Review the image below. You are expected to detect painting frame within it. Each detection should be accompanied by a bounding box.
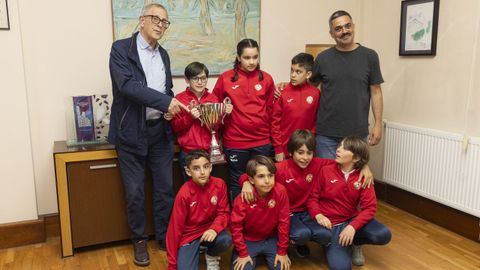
[0,0,10,30]
[111,0,261,76]
[399,0,440,56]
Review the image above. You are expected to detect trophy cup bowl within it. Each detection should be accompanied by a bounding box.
[197,99,230,164]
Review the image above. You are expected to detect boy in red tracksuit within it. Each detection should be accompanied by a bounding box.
[307,136,391,270]
[271,53,320,162]
[168,62,232,181]
[230,156,291,270]
[166,150,231,270]
[240,130,373,258]
[213,39,275,201]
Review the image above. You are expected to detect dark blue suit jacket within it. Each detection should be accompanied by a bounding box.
[108,32,174,155]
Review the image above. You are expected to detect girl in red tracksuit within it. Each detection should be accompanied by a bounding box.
[271,53,320,162]
[307,136,391,270]
[213,39,275,201]
[169,62,232,181]
[230,156,291,270]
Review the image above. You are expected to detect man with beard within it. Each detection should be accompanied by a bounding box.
[310,10,384,161]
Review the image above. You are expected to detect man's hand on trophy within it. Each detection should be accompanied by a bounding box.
[190,107,201,119]
[167,98,184,115]
[225,104,233,114]
[164,113,174,121]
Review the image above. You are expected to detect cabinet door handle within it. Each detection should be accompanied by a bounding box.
[89,164,117,170]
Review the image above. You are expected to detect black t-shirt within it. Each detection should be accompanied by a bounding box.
[311,45,384,138]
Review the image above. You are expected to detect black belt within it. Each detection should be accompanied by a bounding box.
[146,118,163,127]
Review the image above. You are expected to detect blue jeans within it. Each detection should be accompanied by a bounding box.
[177,230,232,270]
[325,219,391,270]
[224,143,273,201]
[289,211,331,246]
[231,236,280,270]
[315,135,343,159]
[116,119,174,241]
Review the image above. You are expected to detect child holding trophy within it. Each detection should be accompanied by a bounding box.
[213,39,276,201]
[168,62,233,181]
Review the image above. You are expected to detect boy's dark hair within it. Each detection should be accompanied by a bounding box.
[341,136,369,169]
[231,38,264,82]
[184,61,209,80]
[185,149,211,168]
[329,10,353,29]
[291,53,314,72]
[246,155,276,177]
[287,129,316,155]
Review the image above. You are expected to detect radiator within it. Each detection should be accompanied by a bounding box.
[383,122,480,217]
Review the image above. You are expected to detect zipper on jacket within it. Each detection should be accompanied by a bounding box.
[119,105,130,130]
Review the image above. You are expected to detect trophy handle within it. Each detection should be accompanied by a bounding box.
[221,97,232,124]
[189,99,204,126]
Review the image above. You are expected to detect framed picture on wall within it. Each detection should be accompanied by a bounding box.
[0,0,10,30]
[399,0,440,56]
[111,0,260,76]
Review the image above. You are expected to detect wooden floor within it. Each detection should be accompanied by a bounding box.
[0,202,479,270]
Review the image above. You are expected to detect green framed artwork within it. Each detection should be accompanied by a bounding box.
[111,0,260,76]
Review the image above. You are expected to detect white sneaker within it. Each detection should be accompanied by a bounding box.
[205,254,221,270]
[351,245,365,266]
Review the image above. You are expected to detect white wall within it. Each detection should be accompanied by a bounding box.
[0,0,37,223]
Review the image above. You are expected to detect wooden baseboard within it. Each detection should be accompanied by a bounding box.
[374,180,480,242]
[0,218,45,249]
[43,214,60,238]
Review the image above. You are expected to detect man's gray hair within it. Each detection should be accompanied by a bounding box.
[142,3,167,16]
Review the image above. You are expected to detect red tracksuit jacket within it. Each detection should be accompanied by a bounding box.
[230,183,290,257]
[166,177,230,270]
[271,82,320,155]
[239,158,335,213]
[213,67,275,149]
[307,164,377,230]
[170,88,220,152]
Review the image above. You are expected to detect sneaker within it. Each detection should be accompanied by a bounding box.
[205,254,221,270]
[295,245,310,258]
[133,240,150,266]
[351,245,365,266]
[157,239,167,251]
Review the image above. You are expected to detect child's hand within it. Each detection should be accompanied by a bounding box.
[315,214,332,229]
[274,254,291,270]
[274,82,287,99]
[225,104,233,114]
[190,107,201,119]
[200,229,217,242]
[339,225,356,246]
[233,255,253,270]
[241,181,255,203]
[360,164,374,188]
[164,112,174,121]
[275,153,285,162]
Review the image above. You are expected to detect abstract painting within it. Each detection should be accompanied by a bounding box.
[112,0,260,75]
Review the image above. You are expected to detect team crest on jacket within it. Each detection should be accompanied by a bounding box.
[268,199,276,208]
[354,181,361,190]
[254,84,262,91]
[306,174,313,182]
[210,195,218,205]
[306,96,313,104]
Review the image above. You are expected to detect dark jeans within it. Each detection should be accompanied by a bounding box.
[289,211,331,246]
[231,236,280,270]
[325,219,391,270]
[177,230,232,270]
[116,119,174,242]
[224,143,273,201]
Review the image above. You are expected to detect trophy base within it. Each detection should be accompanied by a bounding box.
[210,154,227,165]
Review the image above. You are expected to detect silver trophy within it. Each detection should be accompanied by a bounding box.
[192,98,231,164]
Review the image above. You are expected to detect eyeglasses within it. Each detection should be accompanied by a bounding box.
[333,23,353,33]
[143,15,171,28]
[191,76,208,83]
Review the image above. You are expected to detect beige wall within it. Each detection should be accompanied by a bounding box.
[3,0,478,221]
[360,0,480,177]
[0,0,37,223]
